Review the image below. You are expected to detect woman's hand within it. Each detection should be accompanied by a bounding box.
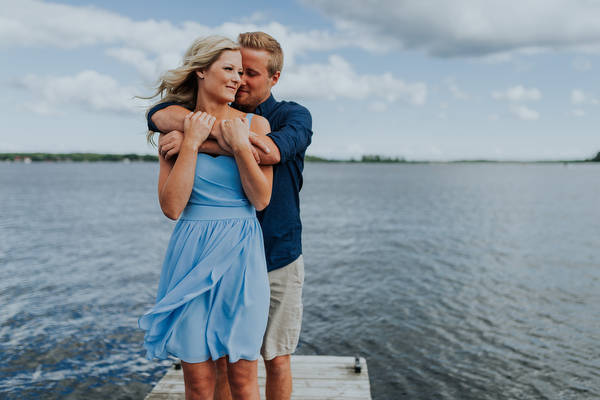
[221,117,251,154]
[183,111,216,151]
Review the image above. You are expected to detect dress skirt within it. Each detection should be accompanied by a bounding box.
[139,204,270,363]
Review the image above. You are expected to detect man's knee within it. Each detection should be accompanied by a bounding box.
[264,354,291,377]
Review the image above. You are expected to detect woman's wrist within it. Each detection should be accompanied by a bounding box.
[230,140,252,155]
[181,138,203,153]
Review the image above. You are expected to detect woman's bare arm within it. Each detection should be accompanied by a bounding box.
[158,112,215,219]
[221,116,273,211]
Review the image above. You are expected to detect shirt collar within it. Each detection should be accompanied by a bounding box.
[254,94,276,116]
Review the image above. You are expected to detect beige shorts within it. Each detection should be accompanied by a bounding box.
[261,255,304,361]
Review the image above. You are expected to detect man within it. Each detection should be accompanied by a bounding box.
[147,32,312,400]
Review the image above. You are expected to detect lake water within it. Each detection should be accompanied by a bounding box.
[1,162,599,399]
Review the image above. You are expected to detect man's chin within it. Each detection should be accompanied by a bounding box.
[234,95,252,107]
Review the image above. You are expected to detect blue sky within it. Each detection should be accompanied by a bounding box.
[1,0,599,161]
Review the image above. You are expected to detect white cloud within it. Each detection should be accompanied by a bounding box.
[274,55,427,105]
[492,86,541,102]
[572,57,593,71]
[491,85,541,120]
[448,83,470,100]
[9,71,145,116]
[509,104,539,120]
[301,0,600,57]
[105,47,181,82]
[571,89,599,105]
[368,102,388,112]
[570,109,586,117]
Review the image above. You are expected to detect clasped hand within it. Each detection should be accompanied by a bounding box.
[183,111,216,150]
[221,117,251,154]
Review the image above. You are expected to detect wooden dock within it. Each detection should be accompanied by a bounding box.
[144,355,372,400]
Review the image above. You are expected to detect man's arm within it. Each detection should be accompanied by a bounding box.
[159,132,230,160]
[150,104,188,133]
[149,102,269,161]
[249,133,280,165]
[259,105,312,166]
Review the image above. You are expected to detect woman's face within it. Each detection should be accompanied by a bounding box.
[199,50,243,103]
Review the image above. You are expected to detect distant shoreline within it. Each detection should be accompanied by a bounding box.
[1,152,599,164]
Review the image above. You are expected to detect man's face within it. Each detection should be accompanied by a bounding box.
[235,47,280,112]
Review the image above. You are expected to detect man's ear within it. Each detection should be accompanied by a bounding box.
[269,71,281,88]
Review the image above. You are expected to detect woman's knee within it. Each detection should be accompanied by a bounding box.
[227,359,258,390]
[181,360,215,399]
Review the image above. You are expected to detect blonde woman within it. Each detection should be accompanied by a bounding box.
[139,36,272,400]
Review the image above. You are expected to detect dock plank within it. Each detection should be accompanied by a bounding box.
[144,355,371,400]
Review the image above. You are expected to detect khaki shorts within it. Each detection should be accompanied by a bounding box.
[261,255,304,360]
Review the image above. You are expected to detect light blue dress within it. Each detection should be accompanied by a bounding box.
[139,114,270,363]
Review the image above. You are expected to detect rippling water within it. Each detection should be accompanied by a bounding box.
[1,162,599,399]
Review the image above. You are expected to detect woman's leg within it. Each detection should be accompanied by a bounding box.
[227,358,260,400]
[181,359,216,400]
[214,356,233,400]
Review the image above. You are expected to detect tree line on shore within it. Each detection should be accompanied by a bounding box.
[1,151,599,163]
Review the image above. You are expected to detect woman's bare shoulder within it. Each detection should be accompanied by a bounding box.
[248,114,270,135]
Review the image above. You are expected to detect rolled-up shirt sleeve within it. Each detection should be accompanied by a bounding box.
[267,105,313,164]
[146,102,180,132]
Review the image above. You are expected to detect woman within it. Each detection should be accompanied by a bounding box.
[139,36,272,400]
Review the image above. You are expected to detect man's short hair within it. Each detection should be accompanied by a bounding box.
[237,32,283,77]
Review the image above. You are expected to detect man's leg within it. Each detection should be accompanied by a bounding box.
[264,354,292,400]
[261,256,305,400]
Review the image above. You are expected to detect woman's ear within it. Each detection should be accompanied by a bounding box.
[196,70,205,79]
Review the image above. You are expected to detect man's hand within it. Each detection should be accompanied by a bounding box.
[158,130,184,161]
[249,132,270,155]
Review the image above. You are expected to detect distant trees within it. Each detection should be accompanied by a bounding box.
[0,153,158,162]
[360,155,405,163]
[2,151,598,163]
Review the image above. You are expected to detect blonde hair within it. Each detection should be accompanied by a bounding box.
[143,35,239,145]
[237,32,283,77]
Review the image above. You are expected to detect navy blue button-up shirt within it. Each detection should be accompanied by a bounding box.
[147,94,313,272]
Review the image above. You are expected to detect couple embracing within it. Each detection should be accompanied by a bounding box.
[138,31,312,400]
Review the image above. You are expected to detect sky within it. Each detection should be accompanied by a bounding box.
[1,0,599,161]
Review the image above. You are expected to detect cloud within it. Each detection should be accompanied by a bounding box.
[571,89,599,105]
[447,82,470,100]
[509,104,539,120]
[572,57,593,71]
[9,70,145,116]
[301,0,600,58]
[275,55,427,105]
[368,102,388,112]
[491,85,541,120]
[492,86,541,102]
[0,0,361,70]
[1,1,432,108]
[105,47,181,82]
